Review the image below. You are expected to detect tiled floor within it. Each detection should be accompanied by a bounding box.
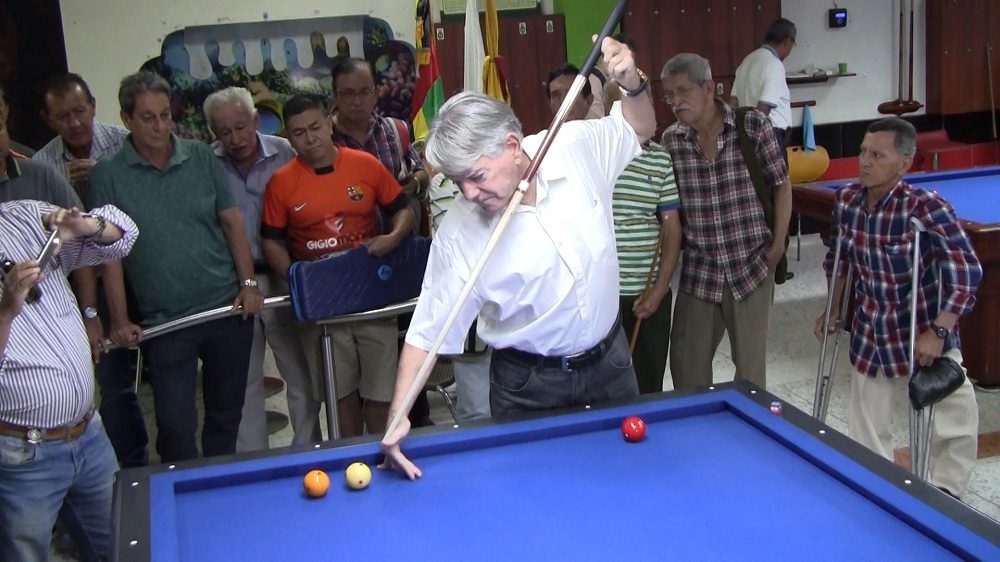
[52,234,1000,560]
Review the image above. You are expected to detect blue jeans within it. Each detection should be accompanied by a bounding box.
[490,326,639,417]
[0,414,118,562]
[141,315,253,462]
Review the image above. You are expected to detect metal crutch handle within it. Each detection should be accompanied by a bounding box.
[820,268,852,420]
[907,216,934,480]
[813,225,847,421]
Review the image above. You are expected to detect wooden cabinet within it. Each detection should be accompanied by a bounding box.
[434,14,566,135]
[621,0,780,132]
[927,0,998,115]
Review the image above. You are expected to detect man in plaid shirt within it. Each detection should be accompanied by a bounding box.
[659,53,791,390]
[815,117,980,497]
[330,58,429,235]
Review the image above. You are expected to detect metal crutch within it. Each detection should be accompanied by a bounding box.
[813,226,852,421]
[907,217,938,481]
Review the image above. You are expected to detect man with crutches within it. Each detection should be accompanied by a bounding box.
[814,117,981,498]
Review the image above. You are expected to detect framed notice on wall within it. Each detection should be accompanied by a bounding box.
[441,0,537,14]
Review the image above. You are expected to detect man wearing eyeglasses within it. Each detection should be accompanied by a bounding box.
[659,53,791,392]
[330,57,428,234]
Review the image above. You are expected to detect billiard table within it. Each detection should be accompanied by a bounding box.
[793,165,1000,385]
[110,382,1000,561]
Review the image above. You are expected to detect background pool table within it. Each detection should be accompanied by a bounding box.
[793,165,1000,386]
[111,382,1000,561]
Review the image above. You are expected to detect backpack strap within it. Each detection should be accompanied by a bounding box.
[389,117,411,178]
[735,106,788,284]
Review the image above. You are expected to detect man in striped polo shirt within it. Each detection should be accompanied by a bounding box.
[547,59,681,395]
[613,142,681,394]
[610,36,682,395]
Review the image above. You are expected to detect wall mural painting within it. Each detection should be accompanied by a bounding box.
[141,15,417,142]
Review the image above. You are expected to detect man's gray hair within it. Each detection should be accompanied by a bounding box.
[424,92,523,178]
[866,117,917,156]
[118,71,171,116]
[660,53,713,85]
[203,86,257,125]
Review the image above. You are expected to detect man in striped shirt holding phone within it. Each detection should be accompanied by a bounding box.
[0,201,138,561]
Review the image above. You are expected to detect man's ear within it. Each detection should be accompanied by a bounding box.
[900,153,914,174]
[504,133,524,157]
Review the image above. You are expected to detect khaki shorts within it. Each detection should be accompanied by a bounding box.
[300,317,399,403]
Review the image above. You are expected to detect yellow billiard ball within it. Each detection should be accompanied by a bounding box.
[345,462,372,490]
[303,469,330,498]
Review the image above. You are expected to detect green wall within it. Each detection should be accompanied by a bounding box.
[553,0,618,66]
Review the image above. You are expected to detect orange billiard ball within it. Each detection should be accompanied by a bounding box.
[303,469,330,498]
[345,462,372,490]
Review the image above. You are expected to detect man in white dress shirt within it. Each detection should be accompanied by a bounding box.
[731,18,796,149]
[381,36,656,479]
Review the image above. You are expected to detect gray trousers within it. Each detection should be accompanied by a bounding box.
[237,273,322,451]
[669,279,774,391]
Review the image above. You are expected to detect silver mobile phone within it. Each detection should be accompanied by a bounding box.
[36,229,61,271]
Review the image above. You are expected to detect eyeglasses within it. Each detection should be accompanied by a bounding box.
[335,87,376,101]
[661,85,701,105]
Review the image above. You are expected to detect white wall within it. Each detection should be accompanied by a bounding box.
[62,0,918,126]
[781,0,925,126]
[60,0,414,123]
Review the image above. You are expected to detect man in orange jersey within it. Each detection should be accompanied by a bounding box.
[261,94,414,438]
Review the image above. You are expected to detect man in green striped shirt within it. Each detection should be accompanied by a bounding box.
[612,141,681,394]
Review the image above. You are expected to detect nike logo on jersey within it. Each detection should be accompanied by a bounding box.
[293,202,308,212]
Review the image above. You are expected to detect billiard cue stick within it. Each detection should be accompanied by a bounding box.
[628,220,664,354]
[383,0,631,440]
[988,42,997,140]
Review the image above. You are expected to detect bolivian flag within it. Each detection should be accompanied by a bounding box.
[412,0,444,141]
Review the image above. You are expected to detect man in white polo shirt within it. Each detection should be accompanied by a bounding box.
[731,18,796,149]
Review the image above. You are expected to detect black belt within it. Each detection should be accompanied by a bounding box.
[496,316,621,372]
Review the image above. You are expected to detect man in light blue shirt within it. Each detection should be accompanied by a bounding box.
[205,87,321,449]
[31,73,147,467]
[33,73,128,196]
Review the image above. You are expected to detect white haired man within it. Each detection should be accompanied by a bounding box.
[381,36,656,478]
[204,86,322,450]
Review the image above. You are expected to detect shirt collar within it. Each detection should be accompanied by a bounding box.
[861,179,908,210]
[56,121,116,161]
[211,132,276,163]
[762,44,780,59]
[0,155,23,182]
[668,99,735,142]
[122,133,189,169]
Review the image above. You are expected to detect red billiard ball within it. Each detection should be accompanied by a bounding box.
[621,416,646,442]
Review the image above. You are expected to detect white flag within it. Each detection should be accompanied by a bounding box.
[464,0,485,93]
